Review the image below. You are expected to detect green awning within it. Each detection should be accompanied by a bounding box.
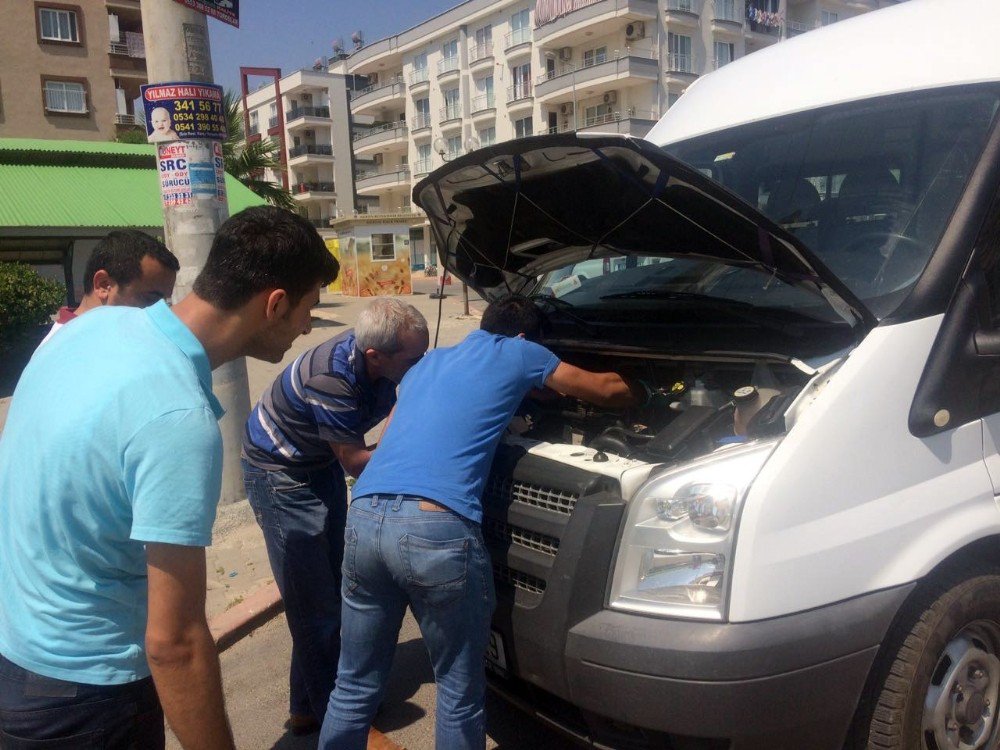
[0,138,265,230]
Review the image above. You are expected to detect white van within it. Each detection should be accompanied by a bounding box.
[413,1,1000,747]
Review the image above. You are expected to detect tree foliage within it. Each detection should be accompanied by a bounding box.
[222,90,296,210]
[0,263,64,351]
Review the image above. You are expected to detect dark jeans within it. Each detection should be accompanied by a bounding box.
[0,654,163,748]
[242,458,348,723]
[320,495,496,750]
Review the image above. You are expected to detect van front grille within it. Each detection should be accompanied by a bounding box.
[484,517,560,556]
[484,475,580,515]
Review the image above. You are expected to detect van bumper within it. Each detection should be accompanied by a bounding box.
[487,583,914,750]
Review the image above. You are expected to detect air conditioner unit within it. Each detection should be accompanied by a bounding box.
[625,21,646,41]
[302,92,313,101]
[372,153,383,165]
[559,102,574,116]
[558,47,573,62]
[603,90,618,105]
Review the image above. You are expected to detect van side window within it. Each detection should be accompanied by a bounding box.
[976,191,1000,328]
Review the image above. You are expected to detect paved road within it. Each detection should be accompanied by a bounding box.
[172,612,579,750]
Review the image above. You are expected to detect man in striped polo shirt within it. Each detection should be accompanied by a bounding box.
[240,298,428,734]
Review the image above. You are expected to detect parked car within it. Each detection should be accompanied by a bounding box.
[413,1,1000,748]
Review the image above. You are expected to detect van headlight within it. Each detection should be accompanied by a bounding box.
[609,441,776,620]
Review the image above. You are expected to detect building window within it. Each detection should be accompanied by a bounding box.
[667,33,692,73]
[38,5,79,43]
[371,233,396,261]
[249,110,259,134]
[446,135,462,160]
[442,39,458,60]
[42,79,87,114]
[820,10,839,25]
[514,116,533,138]
[583,47,607,68]
[714,41,734,68]
[478,126,496,147]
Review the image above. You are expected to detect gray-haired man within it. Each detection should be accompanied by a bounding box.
[241,298,429,734]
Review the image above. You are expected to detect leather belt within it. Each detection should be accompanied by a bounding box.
[418,499,449,512]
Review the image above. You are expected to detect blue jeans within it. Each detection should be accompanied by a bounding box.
[319,494,495,750]
[0,654,163,748]
[242,458,348,723]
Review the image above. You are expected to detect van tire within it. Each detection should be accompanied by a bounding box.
[857,563,1000,749]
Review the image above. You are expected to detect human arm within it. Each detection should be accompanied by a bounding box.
[545,362,642,408]
[146,544,235,750]
[329,440,373,479]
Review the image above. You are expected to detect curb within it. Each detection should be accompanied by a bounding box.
[209,582,284,653]
[208,583,406,750]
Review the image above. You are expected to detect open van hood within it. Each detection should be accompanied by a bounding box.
[412,134,876,332]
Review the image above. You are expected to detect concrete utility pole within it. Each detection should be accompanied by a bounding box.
[141,1,251,505]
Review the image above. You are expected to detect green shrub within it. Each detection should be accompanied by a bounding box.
[0,262,65,351]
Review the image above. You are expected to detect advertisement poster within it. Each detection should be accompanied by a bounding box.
[140,82,227,143]
[171,0,239,27]
[340,238,359,297]
[324,238,342,293]
[356,234,412,297]
[157,142,192,207]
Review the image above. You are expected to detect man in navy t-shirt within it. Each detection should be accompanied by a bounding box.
[320,297,640,750]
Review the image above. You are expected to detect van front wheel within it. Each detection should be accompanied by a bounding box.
[862,566,1000,750]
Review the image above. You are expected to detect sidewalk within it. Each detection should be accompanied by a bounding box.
[205,281,482,623]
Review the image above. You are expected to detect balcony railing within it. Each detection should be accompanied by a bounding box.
[470,94,496,113]
[114,113,140,126]
[713,56,735,69]
[248,123,260,135]
[294,182,336,194]
[108,37,144,57]
[353,121,408,142]
[666,0,698,11]
[439,104,462,122]
[549,107,658,133]
[535,47,657,84]
[437,57,460,75]
[412,159,433,175]
[786,19,813,36]
[470,42,493,62]
[504,28,531,49]
[665,52,693,73]
[287,106,331,120]
[410,68,429,85]
[410,113,431,130]
[356,166,411,182]
[356,76,405,97]
[713,0,741,22]
[507,82,532,103]
[289,144,333,158]
[268,116,279,128]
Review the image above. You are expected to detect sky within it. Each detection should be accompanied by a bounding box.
[208,0,461,94]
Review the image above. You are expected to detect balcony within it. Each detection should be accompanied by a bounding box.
[409,68,430,88]
[412,158,433,176]
[437,57,461,81]
[410,114,432,132]
[293,182,336,200]
[350,77,405,115]
[355,166,412,196]
[353,122,409,156]
[268,116,279,129]
[534,50,659,102]
[785,19,815,37]
[534,0,657,46]
[504,28,532,53]
[288,144,334,163]
[577,107,659,136]
[745,5,783,37]
[439,104,462,123]
[507,82,533,105]
[664,0,701,27]
[108,40,144,58]
[107,35,146,76]
[470,42,494,67]
[470,94,496,116]
[287,106,331,121]
[665,52,695,75]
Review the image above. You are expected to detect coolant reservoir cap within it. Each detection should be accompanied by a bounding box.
[733,385,759,403]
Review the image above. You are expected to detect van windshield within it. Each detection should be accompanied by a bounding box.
[658,84,1000,318]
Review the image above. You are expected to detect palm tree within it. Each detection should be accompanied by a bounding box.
[222,90,296,209]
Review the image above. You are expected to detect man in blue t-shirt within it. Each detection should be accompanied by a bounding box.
[241,298,428,734]
[0,207,339,750]
[320,297,641,750]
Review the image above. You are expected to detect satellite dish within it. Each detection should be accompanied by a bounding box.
[351,30,364,48]
[332,38,344,53]
[313,57,324,69]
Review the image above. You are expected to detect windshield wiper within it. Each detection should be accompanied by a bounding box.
[600,289,753,307]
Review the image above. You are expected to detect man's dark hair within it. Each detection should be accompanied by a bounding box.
[193,206,339,310]
[83,231,179,294]
[481,296,546,341]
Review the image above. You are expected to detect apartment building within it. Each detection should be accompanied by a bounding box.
[333,0,898,222]
[239,66,359,233]
[0,0,148,141]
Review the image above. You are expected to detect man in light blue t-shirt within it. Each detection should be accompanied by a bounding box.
[0,207,339,749]
[320,297,641,750]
